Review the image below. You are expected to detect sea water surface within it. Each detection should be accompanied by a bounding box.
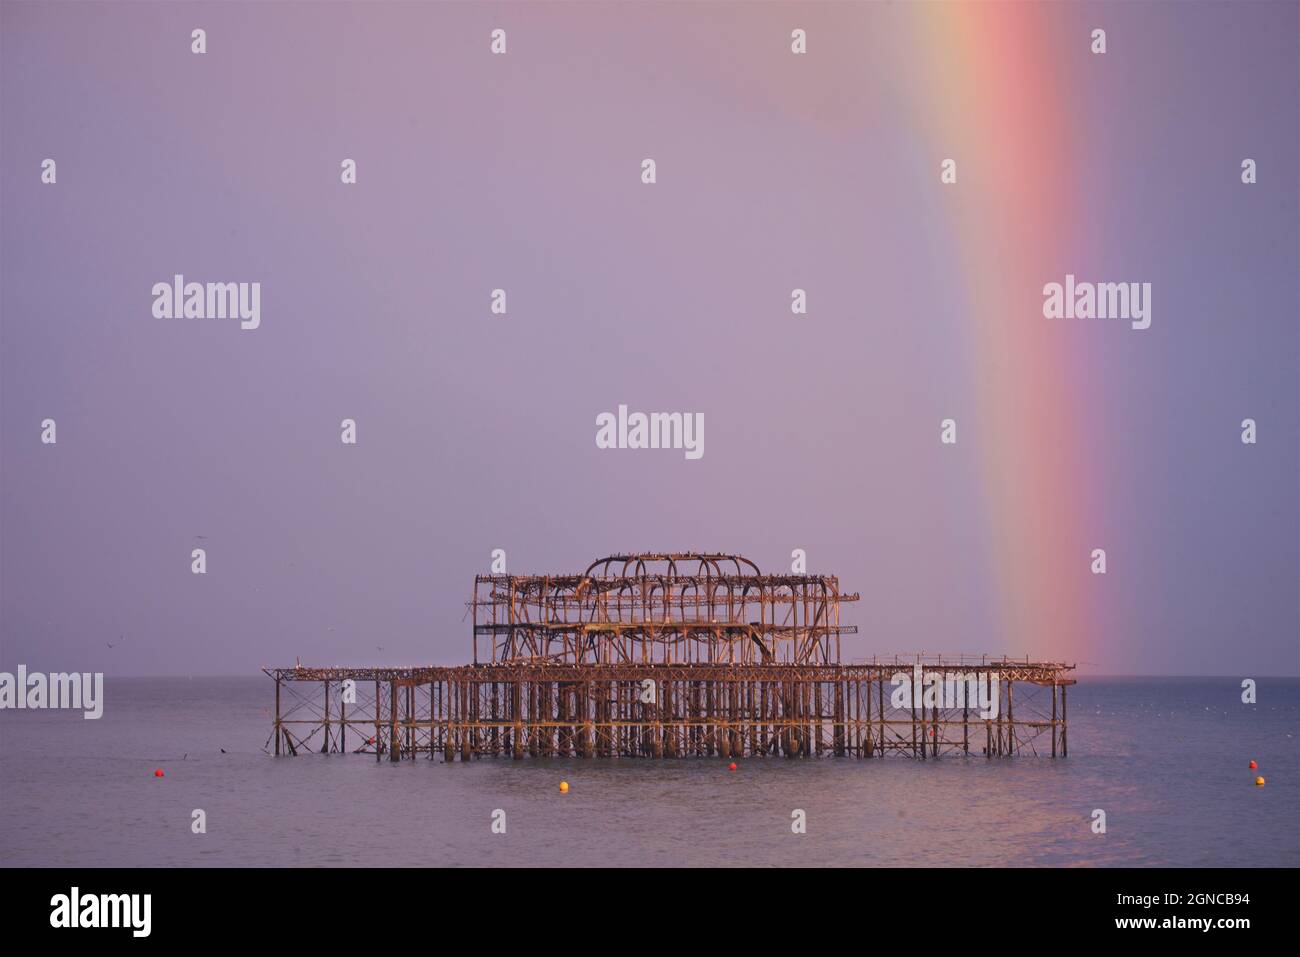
[1,676,1296,867]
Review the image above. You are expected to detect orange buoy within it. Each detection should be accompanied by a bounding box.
[1255,776,1265,786]
[1249,760,1257,770]
[728,762,737,771]
[559,781,569,793]
[153,768,164,778]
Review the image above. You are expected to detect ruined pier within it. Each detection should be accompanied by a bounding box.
[266,553,1075,760]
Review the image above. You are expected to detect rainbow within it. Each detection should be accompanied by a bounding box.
[911,4,1098,662]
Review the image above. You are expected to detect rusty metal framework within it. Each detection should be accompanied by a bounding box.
[471,552,857,665]
[266,553,1076,761]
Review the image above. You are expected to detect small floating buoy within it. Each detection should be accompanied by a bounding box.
[368,737,375,745]
[1249,760,1257,769]
[1255,776,1265,786]
[728,762,737,771]
[559,781,569,793]
[153,768,164,778]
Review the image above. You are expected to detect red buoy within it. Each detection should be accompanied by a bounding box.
[728,762,737,771]
[1249,760,1258,770]
[154,768,164,778]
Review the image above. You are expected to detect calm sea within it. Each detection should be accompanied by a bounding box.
[1,676,1296,867]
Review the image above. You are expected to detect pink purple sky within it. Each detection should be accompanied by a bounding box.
[1,1,1296,676]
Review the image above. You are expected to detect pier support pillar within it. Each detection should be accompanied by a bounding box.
[389,683,400,762]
